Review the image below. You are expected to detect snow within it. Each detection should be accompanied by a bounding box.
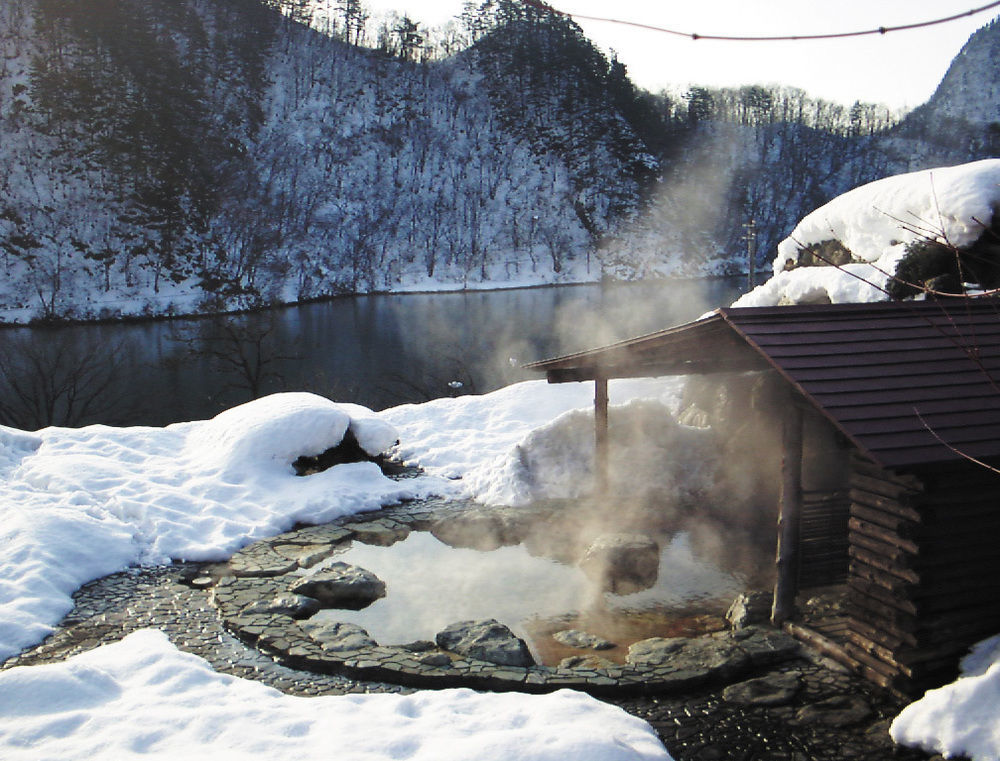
[734,159,1000,307]
[0,382,687,761]
[891,634,1000,760]
[382,377,685,505]
[0,629,670,761]
[0,393,438,662]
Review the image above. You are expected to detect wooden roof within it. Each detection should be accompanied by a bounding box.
[525,299,1000,470]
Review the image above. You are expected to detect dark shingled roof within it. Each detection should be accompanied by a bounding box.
[526,298,1000,470]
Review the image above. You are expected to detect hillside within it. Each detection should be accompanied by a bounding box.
[0,0,654,321]
[0,1,998,322]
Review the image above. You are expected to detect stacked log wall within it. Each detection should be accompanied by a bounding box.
[845,456,1000,694]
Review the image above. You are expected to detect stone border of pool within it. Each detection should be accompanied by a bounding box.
[209,500,803,697]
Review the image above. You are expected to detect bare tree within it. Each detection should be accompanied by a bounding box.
[0,329,131,429]
[171,313,298,403]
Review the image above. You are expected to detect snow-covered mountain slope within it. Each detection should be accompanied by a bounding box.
[0,0,653,321]
[1,1,998,322]
[922,17,1000,128]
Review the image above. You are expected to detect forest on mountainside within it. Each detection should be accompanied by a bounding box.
[0,0,997,322]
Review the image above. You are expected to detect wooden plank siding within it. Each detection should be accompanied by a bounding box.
[845,456,1000,694]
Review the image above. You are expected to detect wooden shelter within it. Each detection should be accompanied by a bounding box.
[526,298,1000,694]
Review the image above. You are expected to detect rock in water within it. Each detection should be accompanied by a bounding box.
[552,629,616,650]
[435,619,535,667]
[289,562,386,609]
[579,534,660,594]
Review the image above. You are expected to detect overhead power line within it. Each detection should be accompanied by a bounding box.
[520,0,1000,42]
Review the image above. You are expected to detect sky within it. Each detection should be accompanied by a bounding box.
[362,0,1000,110]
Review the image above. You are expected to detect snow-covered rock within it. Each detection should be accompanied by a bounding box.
[734,159,1000,307]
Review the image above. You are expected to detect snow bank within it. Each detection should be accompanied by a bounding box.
[0,393,440,661]
[382,377,685,505]
[496,398,718,504]
[0,629,672,761]
[891,634,1000,760]
[735,159,1000,307]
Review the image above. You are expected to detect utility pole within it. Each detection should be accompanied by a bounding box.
[742,218,758,290]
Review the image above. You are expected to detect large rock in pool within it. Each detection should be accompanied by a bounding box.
[579,533,660,594]
[435,619,535,667]
[289,562,386,610]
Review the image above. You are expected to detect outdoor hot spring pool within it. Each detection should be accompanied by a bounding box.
[281,500,776,666]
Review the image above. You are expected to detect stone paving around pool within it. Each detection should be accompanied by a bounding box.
[212,499,802,696]
[1,496,960,761]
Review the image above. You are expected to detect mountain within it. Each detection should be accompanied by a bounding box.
[920,17,1000,128]
[892,17,1000,159]
[0,1,998,323]
[0,0,655,321]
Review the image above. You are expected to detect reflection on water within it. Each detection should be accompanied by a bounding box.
[309,525,750,665]
[0,278,745,427]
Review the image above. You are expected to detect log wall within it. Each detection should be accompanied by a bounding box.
[844,455,1000,694]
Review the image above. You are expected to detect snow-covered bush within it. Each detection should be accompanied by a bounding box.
[735,159,1000,306]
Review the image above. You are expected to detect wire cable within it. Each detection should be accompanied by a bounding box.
[520,0,1000,42]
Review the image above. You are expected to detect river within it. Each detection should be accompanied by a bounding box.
[0,278,745,428]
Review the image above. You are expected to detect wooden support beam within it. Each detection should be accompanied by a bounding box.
[594,372,609,496]
[772,403,804,626]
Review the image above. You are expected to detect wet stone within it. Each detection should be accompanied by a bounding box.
[289,563,386,610]
[628,636,752,683]
[418,652,451,667]
[400,640,437,653]
[553,629,616,650]
[726,591,773,629]
[435,619,535,668]
[722,672,802,706]
[241,594,320,619]
[559,654,617,671]
[300,621,378,653]
[793,694,873,727]
[728,626,802,667]
[229,552,298,578]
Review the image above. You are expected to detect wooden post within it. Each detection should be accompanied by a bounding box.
[594,372,609,496]
[772,403,804,626]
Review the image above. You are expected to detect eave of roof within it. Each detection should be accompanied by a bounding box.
[525,299,1000,471]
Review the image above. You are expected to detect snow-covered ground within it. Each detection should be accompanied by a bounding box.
[891,634,1000,760]
[0,381,682,761]
[0,629,668,761]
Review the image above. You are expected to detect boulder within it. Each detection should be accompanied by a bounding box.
[579,533,660,594]
[722,672,802,706]
[289,563,386,610]
[626,636,751,681]
[552,629,616,651]
[300,620,378,652]
[435,619,535,667]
